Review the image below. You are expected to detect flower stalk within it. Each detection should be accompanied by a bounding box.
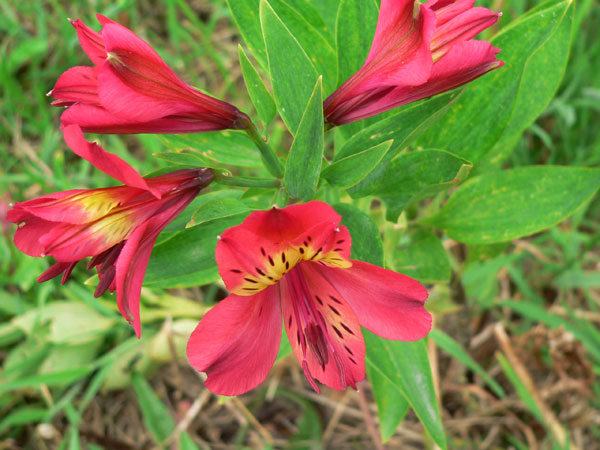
[243,119,284,178]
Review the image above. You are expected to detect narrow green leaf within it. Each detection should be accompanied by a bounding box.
[418,0,574,169]
[427,166,600,244]
[429,329,506,397]
[267,0,337,93]
[227,0,268,68]
[260,0,319,134]
[152,150,219,169]
[335,0,378,85]
[0,368,91,394]
[322,140,392,189]
[0,407,49,431]
[285,77,324,200]
[366,359,410,442]
[145,214,248,288]
[393,228,451,283]
[311,0,341,32]
[132,373,175,444]
[333,203,383,266]
[364,333,447,450]
[159,131,262,168]
[496,353,544,422]
[335,94,458,197]
[180,432,201,450]
[238,45,276,125]
[372,149,472,222]
[188,197,254,228]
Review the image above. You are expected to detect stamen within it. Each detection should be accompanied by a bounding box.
[61,261,78,285]
[94,265,116,298]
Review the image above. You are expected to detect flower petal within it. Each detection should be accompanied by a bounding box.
[344,40,502,122]
[62,124,160,197]
[69,18,107,67]
[317,261,431,341]
[61,104,226,134]
[216,202,349,295]
[187,286,282,396]
[363,0,436,88]
[281,263,366,391]
[51,66,99,107]
[114,189,198,336]
[426,0,475,26]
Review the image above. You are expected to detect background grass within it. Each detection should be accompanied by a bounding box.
[1,0,599,449]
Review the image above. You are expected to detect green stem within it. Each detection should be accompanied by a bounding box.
[214,172,281,189]
[244,120,284,178]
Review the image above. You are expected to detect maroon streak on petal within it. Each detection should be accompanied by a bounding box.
[187,286,282,396]
[317,260,431,341]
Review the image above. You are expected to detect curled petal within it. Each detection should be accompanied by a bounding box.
[187,286,282,396]
[426,0,475,26]
[51,66,99,107]
[115,189,198,337]
[63,125,159,197]
[318,261,431,341]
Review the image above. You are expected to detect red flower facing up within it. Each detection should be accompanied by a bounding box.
[8,125,214,337]
[324,0,503,125]
[187,201,431,395]
[50,15,249,134]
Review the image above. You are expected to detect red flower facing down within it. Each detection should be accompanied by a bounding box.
[187,202,431,395]
[8,125,214,336]
[50,15,249,134]
[324,0,503,125]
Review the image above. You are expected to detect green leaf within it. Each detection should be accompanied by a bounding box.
[238,45,277,125]
[188,197,254,228]
[429,329,506,397]
[266,0,337,93]
[373,149,472,222]
[180,432,201,450]
[427,166,600,244]
[364,333,447,450]
[322,140,392,189]
[335,94,458,197]
[333,203,383,266]
[145,214,248,288]
[0,407,49,431]
[417,0,574,170]
[335,0,378,85]
[260,0,319,135]
[393,228,451,283]
[311,0,341,32]
[227,0,268,68]
[152,149,221,169]
[0,368,91,394]
[366,359,410,442]
[159,131,262,168]
[132,373,175,444]
[285,77,324,200]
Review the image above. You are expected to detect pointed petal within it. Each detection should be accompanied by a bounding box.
[37,261,72,283]
[342,40,502,122]
[281,263,365,391]
[363,0,436,88]
[431,7,500,59]
[115,189,198,336]
[317,261,431,341]
[51,66,99,106]
[426,0,476,26]
[97,22,205,122]
[13,217,59,257]
[62,125,159,197]
[187,286,282,396]
[61,104,226,134]
[69,18,106,66]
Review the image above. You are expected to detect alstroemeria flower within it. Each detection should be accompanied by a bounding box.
[50,15,249,134]
[324,0,503,125]
[187,201,431,395]
[8,125,214,336]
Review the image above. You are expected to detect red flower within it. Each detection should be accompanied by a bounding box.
[8,125,214,336]
[187,201,431,395]
[50,15,249,134]
[324,0,503,125]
